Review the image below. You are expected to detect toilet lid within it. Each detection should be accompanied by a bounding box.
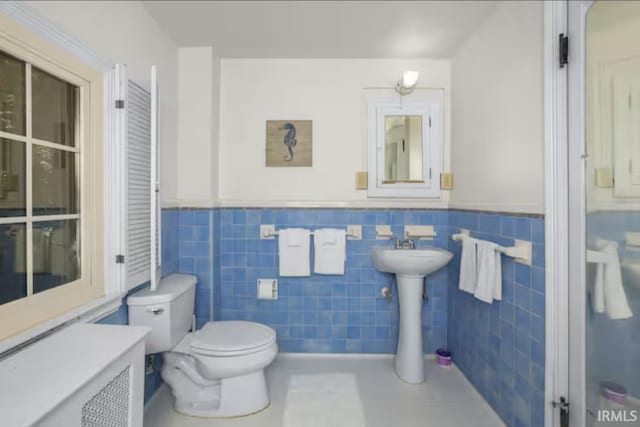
[190,321,276,354]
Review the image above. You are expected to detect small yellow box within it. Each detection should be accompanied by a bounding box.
[595,167,613,188]
[355,171,368,190]
[440,173,453,190]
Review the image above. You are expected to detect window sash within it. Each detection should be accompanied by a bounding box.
[0,13,104,341]
[0,54,84,299]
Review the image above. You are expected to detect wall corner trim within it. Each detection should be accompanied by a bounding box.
[0,1,110,71]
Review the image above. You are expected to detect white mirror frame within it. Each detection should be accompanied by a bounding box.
[367,91,442,198]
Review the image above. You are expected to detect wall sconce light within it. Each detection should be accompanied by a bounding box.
[395,71,419,96]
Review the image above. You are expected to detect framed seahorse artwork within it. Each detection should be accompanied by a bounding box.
[265,120,312,167]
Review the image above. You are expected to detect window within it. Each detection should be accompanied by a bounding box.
[0,17,104,340]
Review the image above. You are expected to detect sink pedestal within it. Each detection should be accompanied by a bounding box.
[370,246,453,385]
[394,275,425,384]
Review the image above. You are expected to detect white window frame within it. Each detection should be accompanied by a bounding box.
[366,91,443,198]
[0,5,124,349]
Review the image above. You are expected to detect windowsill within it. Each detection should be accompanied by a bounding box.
[0,292,125,357]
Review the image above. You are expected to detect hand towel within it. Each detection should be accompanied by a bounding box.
[314,228,346,275]
[459,236,478,294]
[592,240,632,319]
[278,228,311,277]
[474,240,502,304]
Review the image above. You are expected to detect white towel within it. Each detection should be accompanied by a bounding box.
[474,240,502,304]
[459,237,478,294]
[592,240,632,319]
[314,228,346,275]
[279,228,311,277]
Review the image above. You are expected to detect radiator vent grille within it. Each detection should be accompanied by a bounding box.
[81,367,130,427]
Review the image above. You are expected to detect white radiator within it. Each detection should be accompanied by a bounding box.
[1,323,149,427]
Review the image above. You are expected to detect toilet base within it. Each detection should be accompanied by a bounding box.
[172,370,270,418]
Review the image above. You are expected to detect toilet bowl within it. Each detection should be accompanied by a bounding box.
[161,321,278,417]
[127,274,278,418]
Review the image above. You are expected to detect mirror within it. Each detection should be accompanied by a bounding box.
[384,115,423,183]
[366,90,442,199]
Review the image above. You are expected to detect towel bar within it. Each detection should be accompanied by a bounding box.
[451,229,532,265]
[262,229,359,240]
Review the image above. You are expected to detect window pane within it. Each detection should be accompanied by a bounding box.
[0,223,27,304]
[0,138,26,217]
[32,146,78,215]
[33,220,80,294]
[32,67,78,146]
[0,50,26,136]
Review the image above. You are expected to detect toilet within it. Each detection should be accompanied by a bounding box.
[127,274,278,417]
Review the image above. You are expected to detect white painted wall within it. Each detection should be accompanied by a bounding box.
[450,0,544,214]
[218,59,451,206]
[175,47,220,205]
[24,0,180,203]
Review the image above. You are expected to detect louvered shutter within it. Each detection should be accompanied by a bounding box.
[122,65,160,291]
[125,80,151,289]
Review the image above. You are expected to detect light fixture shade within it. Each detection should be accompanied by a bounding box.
[401,71,419,89]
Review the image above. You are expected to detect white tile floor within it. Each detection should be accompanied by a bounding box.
[144,354,505,427]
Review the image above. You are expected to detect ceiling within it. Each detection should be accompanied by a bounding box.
[143,1,498,58]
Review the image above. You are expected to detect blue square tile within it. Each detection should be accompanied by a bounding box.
[531,266,545,292]
[515,264,531,287]
[531,314,544,343]
[515,285,531,310]
[347,326,360,339]
[531,291,544,317]
[514,218,531,240]
[479,214,501,235]
[531,218,544,243]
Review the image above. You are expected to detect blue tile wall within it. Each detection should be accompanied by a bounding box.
[176,209,214,329]
[161,209,179,276]
[447,210,545,427]
[216,208,450,354]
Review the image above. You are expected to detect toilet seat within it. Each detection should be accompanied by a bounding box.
[188,321,277,357]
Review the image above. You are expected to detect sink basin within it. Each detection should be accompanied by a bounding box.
[371,246,453,384]
[372,247,453,276]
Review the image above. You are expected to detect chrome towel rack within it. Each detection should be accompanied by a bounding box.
[260,224,362,240]
[263,230,359,239]
[451,229,532,265]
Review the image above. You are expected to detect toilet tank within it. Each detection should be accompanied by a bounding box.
[127,274,197,354]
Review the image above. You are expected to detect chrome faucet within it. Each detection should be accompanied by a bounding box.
[393,237,416,249]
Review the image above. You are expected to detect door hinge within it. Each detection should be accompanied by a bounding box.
[115,99,125,109]
[116,254,125,264]
[559,34,569,68]
[553,397,570,427]
[429,116,432,128]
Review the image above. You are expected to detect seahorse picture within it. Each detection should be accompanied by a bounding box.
[265,120,312,167]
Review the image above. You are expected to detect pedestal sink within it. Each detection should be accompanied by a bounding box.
[371,246,453,383]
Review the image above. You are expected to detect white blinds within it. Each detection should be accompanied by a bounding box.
[126,80,153,290]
